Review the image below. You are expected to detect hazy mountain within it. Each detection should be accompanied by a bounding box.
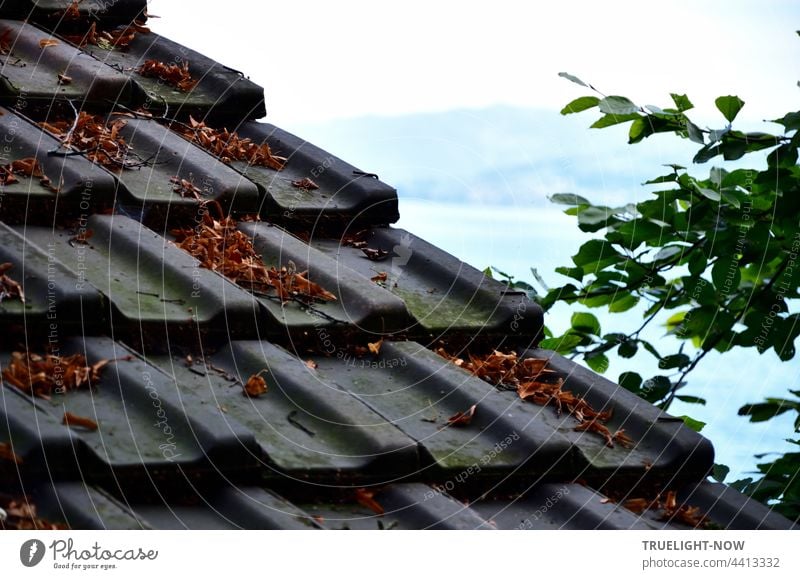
[289,105,699,208]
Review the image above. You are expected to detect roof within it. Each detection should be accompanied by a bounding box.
[0,1,795,531]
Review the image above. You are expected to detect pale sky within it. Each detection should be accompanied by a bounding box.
[149,0,799,126]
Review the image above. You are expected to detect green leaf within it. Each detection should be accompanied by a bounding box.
[598,95,639,115]
[585,353,609,373]
[561,96,600,115]
[618,340,638,358]
[482,266,493,278]
[653,245,683,262]
[618,371,642,393]
[641,375,671,402]
[688,252,707,277]
[572,239,622,273]
[549,193,591,206]
[558,72,588,87]
[555,266,584,281]
[608,293,639,313]
[628,117,652,144]
[721,190,742,209]
[738,400,796,422]
[670,93,694,112]
[666,311,687,333]
[577,205,616,227]
[590,113,640,129]
[694,183,721,202]
[679,415,706,432]
[659,353,691,369]
[771,111,800,132]
[538,333,583,354]
[676,395,707,405]
[571,312,601,335]
[686,121,705,144]
[715,95,745,123]
[712,463,730,483]
[712,256,741,294]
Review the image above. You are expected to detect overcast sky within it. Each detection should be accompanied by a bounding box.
[149,0,800,126]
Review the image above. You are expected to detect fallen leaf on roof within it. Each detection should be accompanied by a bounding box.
[172,117,286,170]
[0,29,10,55]
[622,498,650,514]
[355,488,384,515]
[137,59,197,92]
[361,247,389,261]
[39,39,59,48]
[612,428,634,448]
[1,351,106,398]
[243,372,268,397]
[0,442,22,464]
[68,229,93,246]
[58,0,82,20]
[367,339,383,355]
[446,404,477,427]
[436,347,631,448]
[291,178,319,190]
[39,112,137,171]
[305,360,318,370]
[0,157,58,192]
[62,412,98,431]
[0,262,25,303]
[575,416,614,447]
[63,20,148,49]
[0,498,67,530]
[371,272,388,283]
[171,212,336,303]
[170,176,202,200]
[658,490,709,527]
[57,73,72,85]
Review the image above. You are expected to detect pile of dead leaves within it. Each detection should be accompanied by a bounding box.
[0,157,59,192]
[436,348,633,448]
[39,112,134,170]
[0,262,24,303]
[58,0,149,50]
[618,490,709,528]
[1,351,108,399]
[136,59,197,92]
[172,117,286,170]
[171,212,336,303]
[63,22,146,49]
[0,497,66,530]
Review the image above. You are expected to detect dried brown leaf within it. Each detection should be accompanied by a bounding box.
[62,411,98,431]
[367,339,383,356]
[291,178,319,190]
[446,404,477,427]
[354,488,384,515]
[0,442,22,464]
[243,372,268,397]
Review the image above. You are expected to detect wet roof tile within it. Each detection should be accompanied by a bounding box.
[0,19,136,108]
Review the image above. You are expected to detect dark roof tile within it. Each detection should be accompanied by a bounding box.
[0,19,136,108]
